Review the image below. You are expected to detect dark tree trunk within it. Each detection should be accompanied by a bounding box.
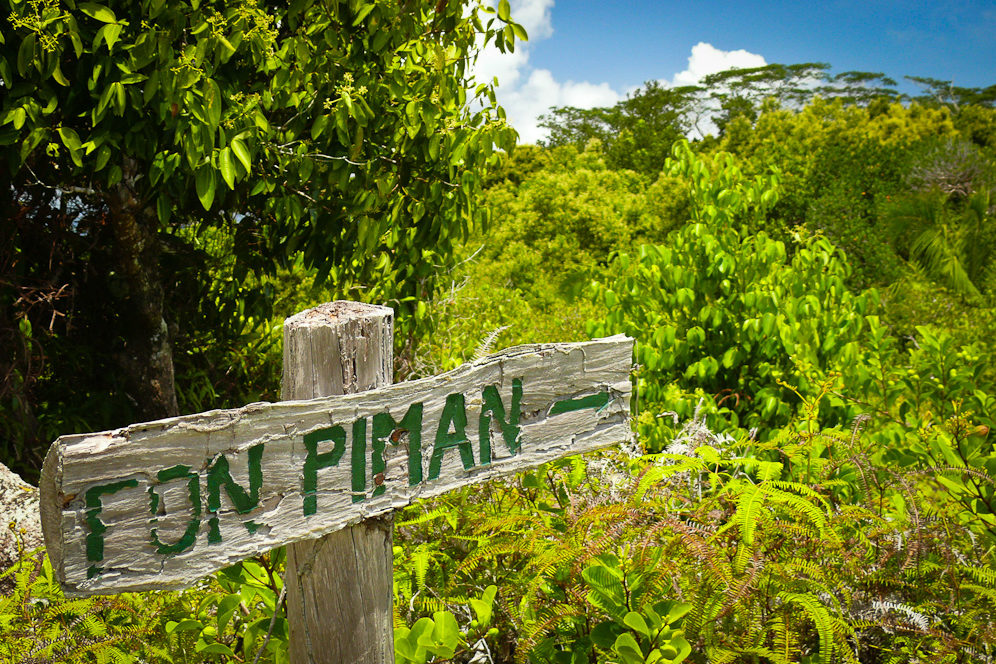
[106,168,178,420]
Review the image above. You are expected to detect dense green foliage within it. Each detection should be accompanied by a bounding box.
[0,0,519,479]
[2,5,996,658]
[387,75,996,662]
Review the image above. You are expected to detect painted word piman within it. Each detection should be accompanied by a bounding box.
[41,335,633,595]
[81,380,614,579]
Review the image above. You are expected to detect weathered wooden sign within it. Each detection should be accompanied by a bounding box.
[40,334,632,596]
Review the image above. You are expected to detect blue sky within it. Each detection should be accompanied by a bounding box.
[476,0,996,143]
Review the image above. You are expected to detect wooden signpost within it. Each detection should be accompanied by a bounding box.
[39,301,633,663]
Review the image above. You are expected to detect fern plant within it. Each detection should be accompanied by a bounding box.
[391,384,996,663]
[0,545,290,664]
[0,550,163,663]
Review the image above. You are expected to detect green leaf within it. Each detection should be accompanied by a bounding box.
[231,137,251,173]
[217,593,242,633]
[497,0,511,21]
[203,78,222,128]
[219,147,236,189]
[99,23,123,52]
[110,81,126,114]
[143,71,160,103]
[156,195,171,224]
[591,621,625,649]
[469,585,497,627]
[394,628,415,662]
[166,619,203,633]
[311,113,329,140]
[119,73,148,85]
[195,642,236,656]
[623,611,650,638]
[52,63,70,86]
[196,166,216,210]
[0,56,12,87]
[352,3,376,25]
[659,601,692,625]
[69,31,83,58]
[17,34,36,77]
[11,108,26,130]
[79,2,117,22]
[613,633,644,663]
[409,617,434,652]
[57,127,81,151]
[431,611,460,649]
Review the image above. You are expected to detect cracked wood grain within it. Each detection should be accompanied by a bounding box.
[38,304,633,598]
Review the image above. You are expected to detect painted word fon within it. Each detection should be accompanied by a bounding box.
[41,336,633,595]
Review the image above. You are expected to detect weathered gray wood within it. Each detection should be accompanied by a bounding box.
[281,301,394,664]
[38,327,633,596]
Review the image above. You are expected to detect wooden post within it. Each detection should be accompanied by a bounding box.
[281,301,395,664]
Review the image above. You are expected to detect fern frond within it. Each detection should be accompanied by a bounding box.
[411,546,431,590]
[766,613,801,664]
[733,482,767,547]
[831,616,861,664]
[716,556,762,618]
[703,647,739,664]
[414,595,449,614]
[457,539,526,574]
[395,508,453,528]
[780,591,834,664]
[960,583,996,609]
[960,564,996,587]
[473,325,510,360]
[782,558,832,584]
[911,464,995,486]
[872,599,930,631]
[517,602,582,660]
[735,647,794,664]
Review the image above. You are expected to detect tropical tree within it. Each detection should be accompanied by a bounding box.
[700,63,898,135]
[906,76,996,109]
[0,0,521,475]
[538,80,695,173]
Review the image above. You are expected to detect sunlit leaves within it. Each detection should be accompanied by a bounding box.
[78,3,117,23]
[590,141,875,431]
[2,0,521,342]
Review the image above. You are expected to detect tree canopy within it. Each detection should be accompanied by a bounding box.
[538,80,695,174]
[0,0,520,473]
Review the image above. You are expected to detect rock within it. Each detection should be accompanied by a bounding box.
[0,461,43,592]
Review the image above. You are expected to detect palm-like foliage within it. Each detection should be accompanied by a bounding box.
[885,137,995,300]
[884,189,994,299]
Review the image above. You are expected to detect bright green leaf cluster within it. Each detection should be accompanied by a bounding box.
[590,141,876,433]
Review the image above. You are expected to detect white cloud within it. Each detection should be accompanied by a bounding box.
[661,42,768,138]
[507,0,554,40]
[503,70,620,143]
[472,0,553,89]
[666,42,767,88]
[472,3,769,144]
[471,0,621,144]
